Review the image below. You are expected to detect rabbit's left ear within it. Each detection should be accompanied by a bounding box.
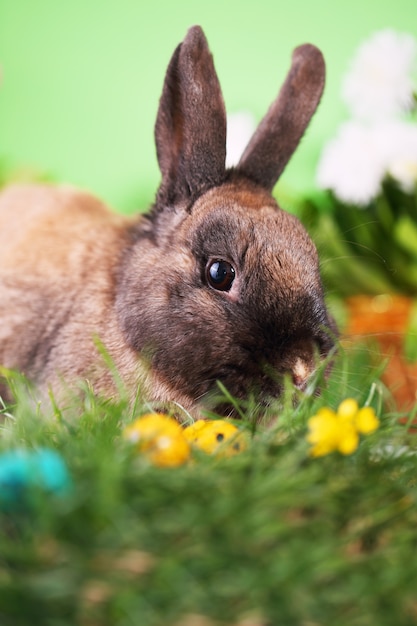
[155,26,227,207]
[237,44,325,191]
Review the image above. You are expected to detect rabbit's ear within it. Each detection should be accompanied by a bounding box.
[155,26,227,207]
[237,44,325,191]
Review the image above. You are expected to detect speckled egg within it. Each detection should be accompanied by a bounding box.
[183,419,247,456]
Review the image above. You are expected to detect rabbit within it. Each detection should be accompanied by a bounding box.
[0,25,335,416]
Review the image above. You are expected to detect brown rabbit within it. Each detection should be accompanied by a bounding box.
[0,26,335,415]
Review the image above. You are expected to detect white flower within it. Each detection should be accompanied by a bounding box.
[342,29,417,120]
[317,30,417,204]
[376,120,417,192]
[316,121,386,205]
[226,111,256,168]
[317,119,417,204]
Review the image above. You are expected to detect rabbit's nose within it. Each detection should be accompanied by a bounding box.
[291,357,314,390]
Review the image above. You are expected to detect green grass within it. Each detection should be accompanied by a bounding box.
[1,344,417,626]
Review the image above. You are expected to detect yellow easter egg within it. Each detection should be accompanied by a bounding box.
[183,419,246,456]
[124,413,190,467]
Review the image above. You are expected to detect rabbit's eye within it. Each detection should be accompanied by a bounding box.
[205,260,235,292]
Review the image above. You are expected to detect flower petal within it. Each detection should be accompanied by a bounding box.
[337,398,359,421]
[341,29,417,120]
[355,407,380,434]
[337,426,359,455]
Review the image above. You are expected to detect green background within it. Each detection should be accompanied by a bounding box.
[1,0,417,212]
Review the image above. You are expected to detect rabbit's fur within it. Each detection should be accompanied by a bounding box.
[0,26,335,415]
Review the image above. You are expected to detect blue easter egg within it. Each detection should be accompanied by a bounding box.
[0,448,71,506]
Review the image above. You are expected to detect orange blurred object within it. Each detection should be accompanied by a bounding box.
[344,295,417,411]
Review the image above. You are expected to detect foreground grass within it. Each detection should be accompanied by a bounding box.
[1,345,417,626]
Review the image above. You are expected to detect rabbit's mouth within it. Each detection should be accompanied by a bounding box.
[198,334,336,418]
[200,360,323,419]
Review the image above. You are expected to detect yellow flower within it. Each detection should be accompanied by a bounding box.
[183,420,247,456]
[307,399,379,458]
[307,408,358,457]
[124,413,190,467]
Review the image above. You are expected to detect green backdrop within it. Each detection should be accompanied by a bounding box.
[1,0,417,212]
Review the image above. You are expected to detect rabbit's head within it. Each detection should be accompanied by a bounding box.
[116,26,335,413]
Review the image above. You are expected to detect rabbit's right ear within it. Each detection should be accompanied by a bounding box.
[155,26,227,208]
[237,44,325,191]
